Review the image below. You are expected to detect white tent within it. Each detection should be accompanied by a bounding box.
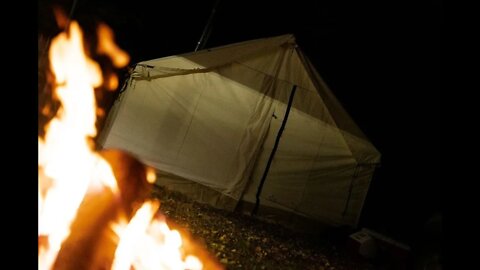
[99,34,380,228]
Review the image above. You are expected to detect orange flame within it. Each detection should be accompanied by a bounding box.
[97,23,130,68]
[39,20,203,270]
[38,21,118,270]
[111,201,203,270]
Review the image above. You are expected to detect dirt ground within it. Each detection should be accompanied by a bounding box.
[152,185,375,270]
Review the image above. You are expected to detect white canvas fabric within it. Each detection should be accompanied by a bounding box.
[99,34,381,227]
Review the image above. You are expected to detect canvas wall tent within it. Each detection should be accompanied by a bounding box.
[99,34,381,228]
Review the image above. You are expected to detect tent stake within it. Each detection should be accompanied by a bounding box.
[252,85,297,216]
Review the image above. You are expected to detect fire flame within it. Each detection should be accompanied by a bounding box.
[111,201,202,270]
[38,21,118,270]
[38,21,203,270]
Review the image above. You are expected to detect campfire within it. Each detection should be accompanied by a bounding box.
[38,18,222,270]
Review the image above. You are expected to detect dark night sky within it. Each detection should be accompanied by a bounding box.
[39,0,443,245]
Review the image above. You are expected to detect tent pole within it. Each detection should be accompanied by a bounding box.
[195,0,222,51]
[40,0,79,59]
[65,0,79,31]
[252,84,297,216]
[342,164,360,217]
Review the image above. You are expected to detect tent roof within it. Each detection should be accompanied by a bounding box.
[131,34,380,164]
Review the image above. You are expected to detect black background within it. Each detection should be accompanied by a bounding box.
[38,0,444,247]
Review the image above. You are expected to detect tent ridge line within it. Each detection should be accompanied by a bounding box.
[134,37,296,81]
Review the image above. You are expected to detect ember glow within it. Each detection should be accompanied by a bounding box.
[146,167,157,184]
[38,21,203,270]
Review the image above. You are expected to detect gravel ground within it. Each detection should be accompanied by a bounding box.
[152,185,375,270]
